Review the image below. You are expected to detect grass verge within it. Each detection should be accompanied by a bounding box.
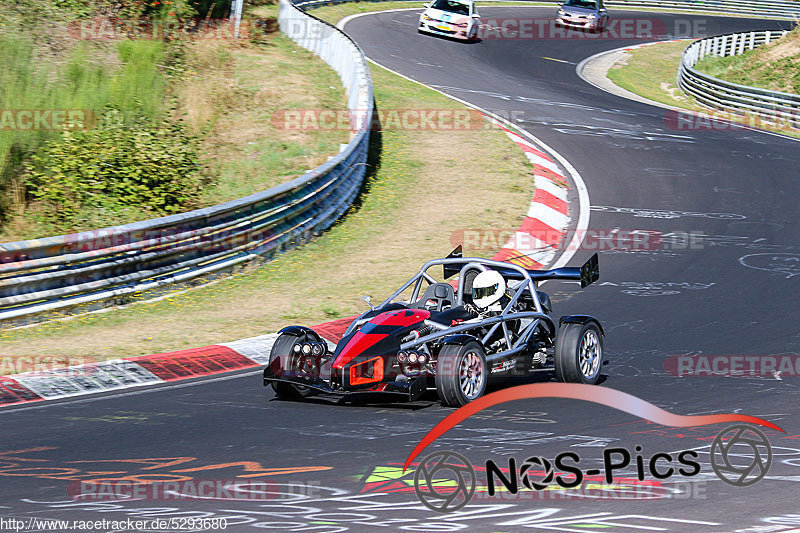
[606,40,693,108]
[606,40,800,139]
[693,27,800,95]
[0,62,534,358]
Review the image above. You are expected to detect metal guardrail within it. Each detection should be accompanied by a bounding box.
[0,0,794,326]
[0,0,373,326]
[295,0,800,20]
[607,0,800,19]
[678,30,800,129]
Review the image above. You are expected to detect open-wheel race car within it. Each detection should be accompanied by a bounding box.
[263,248,603,406]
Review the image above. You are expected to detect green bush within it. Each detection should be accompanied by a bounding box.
[24,109,203,228]
[0,32,171,223]
[2,0,199,22]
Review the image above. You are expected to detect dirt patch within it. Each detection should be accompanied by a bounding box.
[760,31,800,62]
[610,52,631,69]
[660,81,687,101]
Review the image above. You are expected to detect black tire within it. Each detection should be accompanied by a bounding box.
[269,333,315,400]
[436,341,488,407]
[554,322,603,384]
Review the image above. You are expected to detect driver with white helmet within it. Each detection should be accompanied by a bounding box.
[465,269,508,316]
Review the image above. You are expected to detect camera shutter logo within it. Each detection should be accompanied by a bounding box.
[520,456,554,490]
[710,425,772,487]
[413,451,476,512]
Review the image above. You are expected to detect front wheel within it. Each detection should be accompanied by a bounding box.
[554,322,603,384]
[436,341,488,407]
[268,333,315,400]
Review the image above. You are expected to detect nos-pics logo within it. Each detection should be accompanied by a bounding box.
[413,424,773,513]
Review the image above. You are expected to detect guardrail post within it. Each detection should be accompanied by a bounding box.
[678,29,799,137]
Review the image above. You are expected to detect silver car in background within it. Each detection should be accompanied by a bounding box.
[556,0,609,32]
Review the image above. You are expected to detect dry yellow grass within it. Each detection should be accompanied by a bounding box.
[176,32,350,205]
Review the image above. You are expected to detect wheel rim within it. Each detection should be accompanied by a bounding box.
[578,330,601,379]
[459,351,484,400]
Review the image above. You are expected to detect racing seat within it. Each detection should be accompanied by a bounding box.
[411,283,455,312]
[428,306,476,326]
[537,291,553,315]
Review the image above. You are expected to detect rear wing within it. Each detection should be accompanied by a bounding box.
[497,253,599,288]
[443,247,599,288]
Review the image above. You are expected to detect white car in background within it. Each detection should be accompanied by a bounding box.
[418,0,480,41]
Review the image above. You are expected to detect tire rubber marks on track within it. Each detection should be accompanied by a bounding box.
[591,205,746,220]
[430,84,639,117]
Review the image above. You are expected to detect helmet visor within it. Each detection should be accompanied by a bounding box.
[473,283,498,301]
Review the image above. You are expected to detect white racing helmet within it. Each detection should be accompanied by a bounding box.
[471,270,506,309]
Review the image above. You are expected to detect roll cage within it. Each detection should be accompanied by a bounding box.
[342,253,599,366]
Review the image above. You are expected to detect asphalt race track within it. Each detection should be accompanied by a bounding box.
[2,6,800,532]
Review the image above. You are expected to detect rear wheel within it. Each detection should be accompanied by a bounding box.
[269,333,315,400]
[554,322,603,384]
[436,341,488,407]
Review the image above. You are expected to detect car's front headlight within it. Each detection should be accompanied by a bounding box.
[588,13,597,19]
[422,13,432,20]
[558,9,565,15]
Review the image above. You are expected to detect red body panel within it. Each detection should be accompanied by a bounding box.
[332,309,430,369]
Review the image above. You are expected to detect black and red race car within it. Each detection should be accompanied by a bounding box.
[263,248,602,406]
